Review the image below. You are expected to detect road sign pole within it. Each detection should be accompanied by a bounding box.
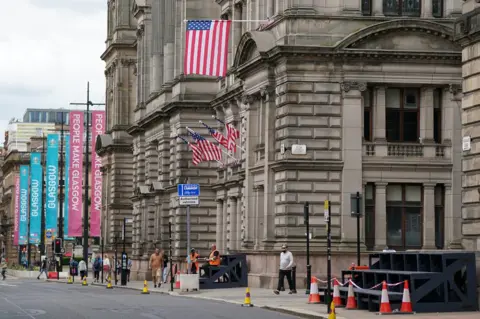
[186,205,191,275]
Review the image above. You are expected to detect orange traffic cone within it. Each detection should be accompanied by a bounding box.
[378,281,392,314]
[332,279,343,307]
[308,276,321,304]
[345,281,357,310]
[399,280,415,313]
[175,271,180,289]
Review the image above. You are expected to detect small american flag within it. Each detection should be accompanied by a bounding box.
[189,142,203,166]
[188,129,222,161]
[184,20,231,77]
[226,123,240,152]
[207,126,228,149]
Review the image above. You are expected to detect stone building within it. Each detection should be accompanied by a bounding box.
[101,0,465,286]
[454,0,480,301]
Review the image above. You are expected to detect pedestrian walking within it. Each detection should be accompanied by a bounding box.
[93,256,101,283]
[126,258,132,282]
[103,254,111,279]
[162,253,169,284]
[149,248,163,288]
[273,244,297,295]
[1,256,7,280]
[37,258,48,280]
[78,259,87,280]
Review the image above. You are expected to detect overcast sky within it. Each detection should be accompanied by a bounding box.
[0,0,107,144]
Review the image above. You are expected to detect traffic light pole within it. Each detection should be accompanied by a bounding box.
[70,82,105,275]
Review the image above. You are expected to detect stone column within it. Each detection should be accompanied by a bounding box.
[340,81,365,249]
[421,87,436,157]
[374,86,387,156]
[372,0,384,16]
[163,0,174,83]
[222,197,228,253]
[236,196,242,250]
[374,182,387,250]
[423,183,436,249]
[423,0,433,18]
[215,199,223,249]
[228,197,237,251]
[151,0,163,92]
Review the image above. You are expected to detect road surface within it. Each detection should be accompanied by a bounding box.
[0,278,300,319]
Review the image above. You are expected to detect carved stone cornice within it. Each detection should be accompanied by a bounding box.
[340,81,367,92]
[121,58,136,67]
[241,94,256,105]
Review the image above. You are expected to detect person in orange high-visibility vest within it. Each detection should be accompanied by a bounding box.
[186,248,200,274]
[200,244,221,277]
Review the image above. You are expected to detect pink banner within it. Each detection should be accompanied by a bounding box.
[90,111,105,237]
[13,175,20,246]
[67,111,84,237]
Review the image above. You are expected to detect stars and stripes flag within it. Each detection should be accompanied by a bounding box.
[201,122,228,149]
[226,123,240,152]
[184,20,232,77]
[189,142,203,166]
[188,129,222,161]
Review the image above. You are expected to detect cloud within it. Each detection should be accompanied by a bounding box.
[0,0,107,144]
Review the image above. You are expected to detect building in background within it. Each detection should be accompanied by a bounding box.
[100,1,464,287]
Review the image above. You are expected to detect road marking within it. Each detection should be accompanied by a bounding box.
[0,283,17,287]
[140,313,165,319]
[0,292,36,319]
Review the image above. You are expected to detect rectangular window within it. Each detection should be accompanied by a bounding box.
[434,184,444,249]
[32,111,40,123]
[432,0,443,18]
[363,88,373,141]
[56,112,64,124]
[362,0,372,16]
[433,88,442,144]
[383,0,421,17]
[386,88,419,142]
[365,183,375,250]
[386,184,423,250]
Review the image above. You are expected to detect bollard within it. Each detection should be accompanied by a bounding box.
[292,266,297,290]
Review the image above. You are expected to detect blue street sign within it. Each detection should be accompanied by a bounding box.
[46,231,52,239]
[177,184,200,196]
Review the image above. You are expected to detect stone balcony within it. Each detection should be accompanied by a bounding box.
[363,142,450,161]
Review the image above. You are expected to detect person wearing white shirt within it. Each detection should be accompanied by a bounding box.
[274,244,296,294]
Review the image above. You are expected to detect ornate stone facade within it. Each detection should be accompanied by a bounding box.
[98,0,137,254]
[102,0,465,287]
[454,0,480,304]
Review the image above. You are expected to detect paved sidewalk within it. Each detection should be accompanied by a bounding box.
[45,278,479,319]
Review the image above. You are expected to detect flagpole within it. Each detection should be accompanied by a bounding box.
[210,116,246,152]
[185,127,237,162]
[231,1,235,68]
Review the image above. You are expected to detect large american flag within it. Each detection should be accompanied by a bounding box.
[188,129,222,161]
[226,123,240,152]
[184,20,231,77]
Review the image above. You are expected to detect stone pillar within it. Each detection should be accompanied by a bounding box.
[421,87,436,157]
[151,0,163,92]
[423,0,432,18]
[456,2,480,252]
[374,182,387,250]
[372,0,384,16]
[423,183,436,249]
[236,197,242,250]
[222,197,228,253]
[340,81,365,249]
[374,86,387,156]
[228,197,237,251]
[444,184,462,248]
[163,0,174,83]
[216,199,223,249]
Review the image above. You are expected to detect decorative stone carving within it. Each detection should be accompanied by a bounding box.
[241,94,255,105]
[121,59,136,67]
[260,86,274,102]
[136,24,145,38]
[340,81,367,92]
[448,84,461,95]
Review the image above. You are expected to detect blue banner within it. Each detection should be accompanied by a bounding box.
[29,153,42,244]
[18,166,29,245]
[46,134,59,237]
[64,135,70,238]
